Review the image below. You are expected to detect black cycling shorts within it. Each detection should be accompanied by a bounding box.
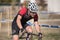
[12,22,30,35]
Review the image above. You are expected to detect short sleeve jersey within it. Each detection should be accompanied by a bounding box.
[13,7,38,24]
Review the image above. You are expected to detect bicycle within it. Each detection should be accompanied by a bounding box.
[19,29,42,40]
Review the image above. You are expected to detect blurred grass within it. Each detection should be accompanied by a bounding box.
[0,27,60,40]
[41,27,60,40]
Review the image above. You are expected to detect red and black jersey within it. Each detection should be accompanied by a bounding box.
[12,7,38,24]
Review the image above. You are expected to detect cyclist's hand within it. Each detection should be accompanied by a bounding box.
[20,28,24,32]
[38,33,42,38]
[20,26,23,29]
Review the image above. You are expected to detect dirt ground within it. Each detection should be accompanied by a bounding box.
[0,27,60,40]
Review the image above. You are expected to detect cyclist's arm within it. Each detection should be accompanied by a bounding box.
[16,7,27,29]
[34,14,39,26]
[34,13,38,22]
[34,21,40,28]
[16,15,23,29]
[34,14,41,32]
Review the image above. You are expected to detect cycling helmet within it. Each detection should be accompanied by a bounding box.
[28,2,38,12]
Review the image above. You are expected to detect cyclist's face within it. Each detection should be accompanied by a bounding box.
[29,12,35,17]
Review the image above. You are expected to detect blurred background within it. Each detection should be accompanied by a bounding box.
[0,0,60,40]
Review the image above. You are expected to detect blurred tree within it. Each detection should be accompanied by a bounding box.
[36,0,47,10]
[0,0,20,4]
[0,0,12,3]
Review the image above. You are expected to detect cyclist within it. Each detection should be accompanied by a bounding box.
[12,2,42,40]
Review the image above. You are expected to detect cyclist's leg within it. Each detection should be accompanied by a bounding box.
[26,26,33,40]
[12,35,19,40]
[26,26,33,33]
[24,24,33,40]
[12,29,19,40]
[23,23,33,33]
[12,23,20,40]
